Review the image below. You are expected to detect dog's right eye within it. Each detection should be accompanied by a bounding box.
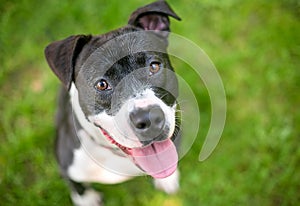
[95,79,111,91]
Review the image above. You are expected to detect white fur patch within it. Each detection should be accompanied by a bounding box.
[154,169,180,194]
[71,189,102,206]
[67,130,143,183]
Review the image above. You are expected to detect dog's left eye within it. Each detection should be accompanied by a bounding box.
[95,79,111,91]
[149,62,161,74]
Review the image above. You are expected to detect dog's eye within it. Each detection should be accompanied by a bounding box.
[149,62,161,74]
[95,79,111,91]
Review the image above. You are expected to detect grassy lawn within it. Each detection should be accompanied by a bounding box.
[0,0,299,205]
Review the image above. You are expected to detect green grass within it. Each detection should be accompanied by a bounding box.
[0,0,299,205]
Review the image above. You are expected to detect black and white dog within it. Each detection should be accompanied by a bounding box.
[45,1,181,205]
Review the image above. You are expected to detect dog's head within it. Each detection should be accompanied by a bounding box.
[45,1,181,178]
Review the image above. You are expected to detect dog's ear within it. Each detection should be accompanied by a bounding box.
[128,0,181,33]
[44,35,92,90]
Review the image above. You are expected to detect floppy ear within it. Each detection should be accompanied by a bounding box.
[128,0,181,33]
[44,35,92,90]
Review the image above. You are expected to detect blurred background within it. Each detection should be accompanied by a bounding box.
[0,0,299,205]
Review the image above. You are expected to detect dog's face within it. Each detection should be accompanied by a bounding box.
[45,1,181,178]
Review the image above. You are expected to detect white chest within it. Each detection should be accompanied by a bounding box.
[67,129,143,184]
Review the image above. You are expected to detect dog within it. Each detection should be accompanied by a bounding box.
[45,1,181,205]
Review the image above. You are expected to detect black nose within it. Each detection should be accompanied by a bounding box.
[129,106,165,140]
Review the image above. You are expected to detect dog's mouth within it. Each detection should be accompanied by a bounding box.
[99,127,178,179]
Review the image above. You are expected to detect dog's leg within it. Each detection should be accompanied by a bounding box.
[68,180,103,206]
[153,169,180,194]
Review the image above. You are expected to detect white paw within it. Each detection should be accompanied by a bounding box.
[71,189,103,206]
[153,169,180,194]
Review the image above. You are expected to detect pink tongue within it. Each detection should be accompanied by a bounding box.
[131,139,178,179]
